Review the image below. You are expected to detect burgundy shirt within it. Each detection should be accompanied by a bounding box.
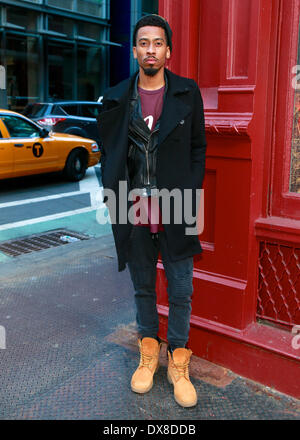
[134,86,165,232]
[138,85,165,131]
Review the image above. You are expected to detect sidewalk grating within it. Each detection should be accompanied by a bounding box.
[0,229,90,257]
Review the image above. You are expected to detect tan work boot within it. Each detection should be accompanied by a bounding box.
[167,347,197,407]
[131,337,161,393]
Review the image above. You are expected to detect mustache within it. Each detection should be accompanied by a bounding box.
[144,57,158,62]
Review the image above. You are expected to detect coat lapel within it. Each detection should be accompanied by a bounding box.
[158,69,192,145]
[99,69,193,146]
[98,75,136,140]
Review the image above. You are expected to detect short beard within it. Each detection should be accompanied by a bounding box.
[142,66,159,77]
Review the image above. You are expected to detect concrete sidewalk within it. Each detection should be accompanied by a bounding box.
[0,234,299,420]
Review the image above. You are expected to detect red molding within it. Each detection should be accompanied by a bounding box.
[192,267,246,290]
[158,307,300,398]
[205,112,253,136]
[218,85,256,93]
[255,216,300,244]
[158,304,300,362]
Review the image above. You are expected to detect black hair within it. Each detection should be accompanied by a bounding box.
[133,14,173,52]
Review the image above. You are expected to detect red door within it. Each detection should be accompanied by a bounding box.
[158,0,300,398]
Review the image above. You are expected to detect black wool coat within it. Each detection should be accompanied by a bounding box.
[98,68,207,271]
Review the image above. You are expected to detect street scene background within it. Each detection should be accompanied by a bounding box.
[0,0,299,423]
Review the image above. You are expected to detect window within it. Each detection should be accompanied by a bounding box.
[51,105,67,116]
[77,45,103,100]
[47,42,74,100]
[48,15,74,37]
[21,0,42,4]
[77,21,100,41]
[6,35,39,112]
[271,0,300,219]
[1,116,40,138]
[81,104,102,117]
[77,0,105,18]
[23,104,48,118]
[142,0,159,15]
[47,0,107,19]
[47,0,73,12]
[290,19,300,193]
[60,104,80,116]
[6,6,38,31]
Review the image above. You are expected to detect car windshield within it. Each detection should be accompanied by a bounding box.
[23,104,47,118]
[1,115,41,138]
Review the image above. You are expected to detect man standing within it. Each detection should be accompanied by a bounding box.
[98,14,206,407]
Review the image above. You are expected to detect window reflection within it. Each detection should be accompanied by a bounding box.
[142,0,159,14]
[290,92,300,193]
[6,35,39,112]
[77,45,103,100]
[6,7,38,31]
[1,116,40,138]
[48,15,74,37]
[48,42,73,100]
[290,20,300,193]
[47,0,106,18]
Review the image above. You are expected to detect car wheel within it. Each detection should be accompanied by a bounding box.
[64,149,87,181]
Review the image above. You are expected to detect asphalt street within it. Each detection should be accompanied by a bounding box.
[0,164,110,262]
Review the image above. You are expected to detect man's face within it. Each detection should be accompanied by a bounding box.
[133,26,171,76]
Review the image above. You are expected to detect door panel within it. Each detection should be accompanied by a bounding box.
[0,120,14,179]
[12,136,59,177]
[1,115,59,176]
[12,137,45,176]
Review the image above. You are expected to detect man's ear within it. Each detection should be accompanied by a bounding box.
[133,46,137,59]
[166,47,171,59]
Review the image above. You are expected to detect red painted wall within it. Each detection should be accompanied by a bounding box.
[158,0,300,398]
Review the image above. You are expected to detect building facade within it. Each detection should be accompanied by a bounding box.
[157,0,300,398]
[109,0,158,86]
[0,0,111,111]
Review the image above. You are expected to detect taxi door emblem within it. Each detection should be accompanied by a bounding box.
[32,143,44,158]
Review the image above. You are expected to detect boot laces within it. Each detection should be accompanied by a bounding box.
[173,360,190,381]
[139,349,156,369]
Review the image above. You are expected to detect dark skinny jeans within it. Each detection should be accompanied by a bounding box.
[127,226,194,350]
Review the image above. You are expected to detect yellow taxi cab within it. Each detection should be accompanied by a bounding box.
[0,109,101,181]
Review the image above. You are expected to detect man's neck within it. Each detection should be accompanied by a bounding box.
[138,67,165,90]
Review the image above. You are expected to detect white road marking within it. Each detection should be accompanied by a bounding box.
[79,166,101,207]
[0,205,107,231]
[0,190,87,208]
[0,166,104,231]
